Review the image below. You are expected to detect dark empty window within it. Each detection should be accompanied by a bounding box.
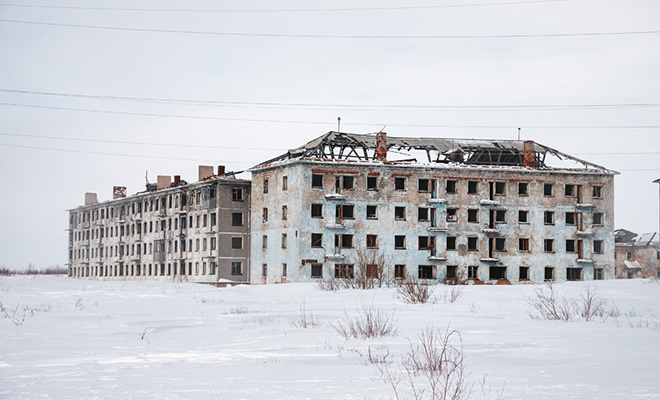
[232,237,243,249]
[395,177,406,191]
[545,267,555,281]
[495,238,506,252]
[311,204,323,218]
[593,185,603,198]
[518,182,529,196]
[418,265,436,280]
[594,240,603,254]
[418,207,430,221]
[467,209,479,223]
[366,234,378,249]
[340,234,354,248]
[495,210,506,223]
[544,211,554,225]
[232,188,243,201]
[418,179,430,192]
[468,266,479,280]
[395,265,406,279]
[519,266,529,281]
[446,180,457,194]
[395,206,406,221]
[544,183,553,197]
[566,212,576,225]
[312,174,323,188]
[394,235,406,249]
[593,212,603,226]
[490,266,507,280]
[418,236,435,250]
[565,184,576,197]
[467,181,478,194]
[263,179,269,193]
[311,263,323,278]
[566,240,576,253]
[468,237,478,251]
[311,233,323,248]
[342,176,354,189]
[366,205,378,219]
[519,238,530,251]
[335,264,354,279]
[519,210,529,224]
[367,176,378,190]
[338,205,355,219]
[495,182,506,195]
[447,208,458,222]
[232,212,243,226]
[446,236,457,250]
[544,239,554,252]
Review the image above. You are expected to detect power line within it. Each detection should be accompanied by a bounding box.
[0,0,576,13]
[2,101,660,130]
[3,88,660,111]
[0,142,257,164]
[2,18,659,39]
[0,132,285,151]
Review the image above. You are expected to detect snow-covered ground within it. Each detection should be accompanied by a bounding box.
[1,276,659,400]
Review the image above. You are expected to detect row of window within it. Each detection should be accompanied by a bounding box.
[69,260,223,278]
[302,174,605,199]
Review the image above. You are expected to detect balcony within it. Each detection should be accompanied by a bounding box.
[480,228,499,235]
[428,225,448,232]
[576,203,594,210]
[325,192,346,200]
[576,230,594,237]
[325,222,344,230]
[480,199,501,207]
[577,258,594,264]
[326,253,346,261]
[480,257,500,263]
[428,198,447,204]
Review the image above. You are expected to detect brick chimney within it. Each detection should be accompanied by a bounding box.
[217,165,226,176]
[523,140,536,168]
[376,132,387,161]
[198,165,214,181]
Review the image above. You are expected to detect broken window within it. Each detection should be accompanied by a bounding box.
[394,235,406,249]
[367,176,378,191]
[446,265,458,280]
[467,181,478,194]
[593,212,603,226]
[495,182,506,195]
[519,266,529,281]
[518,182,529,196]
[262,264,267,278]
[468,237,478,251]
[627,252,633,260]
[263,179,269,194]
[312,174,323,188]
[544,211,555,225]
[262,235,268,250]
[211,237,216,251]
[366,234,378,249]
[366,264,379,279]
[311,204,323,218]
[544,239,554,253]
[565,184,576,197]
[519,210,529,224]
[495,210,506,223]
[282,176,288,191]
[339,234,354,248]
[342,176,355,189]
[489,266,507,280]
[446,236,457,250]
[366,205,378,219]
[395,206,406,221]
[262,208,268,222]
[594,240,603,254]
[592,185,603,199]
[519,238,530,252]
[335,264,354,279]
[210,212,216,227]
[282,205,288,220]
[311,263,323,278]
[567,267,583,281]
[338,204,355,219]
[468,266,479,280]
[418,236,435,250]
[395,265,406,279]
[495,238,506,252]
[203,214,208,227]
[594,268,603,280]
[311,233,323,248]
[231,237,242,249]
[446,180,457,194]
[565,212,576,225]
[566,239,576,253]
[395,177,406,191]
[418,179,430,192]
[446,208,458,222]
[418,265,436,280]
[232,212,243,226]
[282,234,287,249]
[418,207,430,221]
[467,209,479,223]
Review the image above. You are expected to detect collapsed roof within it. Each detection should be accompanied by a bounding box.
[256,131,616,173]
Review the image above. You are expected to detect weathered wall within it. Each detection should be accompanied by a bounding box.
[251,160,615,284]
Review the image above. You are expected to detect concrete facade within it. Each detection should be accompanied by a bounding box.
[249,132,616,284]
[614,231,660,279]
[68,168,251,284]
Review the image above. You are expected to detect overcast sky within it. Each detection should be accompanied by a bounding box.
[1,0,659,269]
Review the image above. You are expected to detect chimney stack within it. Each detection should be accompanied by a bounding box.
[174,175,181,185]
[376,132,388,161]
[198,165,214,181]
[157,175,171,190]
[84,192,98,205]
[217,165,226,176]
[523,140,536,168]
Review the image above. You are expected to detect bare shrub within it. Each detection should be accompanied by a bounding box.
[334,303,398,340]
[317,246,393,290]
[526,284,573,321]
[0,266,13,276]
[348,345,391,365]
[439,286,465,304]
[396,280,436,304]
[223,306,251,315]
[292,300,319,328]
[1,301,53,326]
[317,278,342,292]
[0,265,67,276]
[575,285,609,322]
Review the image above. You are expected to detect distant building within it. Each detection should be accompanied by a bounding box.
[614,229,660,279]
[249,132,617,284]
[67,166,251,284]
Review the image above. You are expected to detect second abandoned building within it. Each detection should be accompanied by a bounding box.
[250,132,616,284]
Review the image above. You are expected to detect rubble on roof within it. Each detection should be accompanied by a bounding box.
[256,131,616,173]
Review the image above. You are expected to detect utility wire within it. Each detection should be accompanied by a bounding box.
[2,101,660,130]
[2,88,660,111]
[2,18,659,39]
[0,0,576,13]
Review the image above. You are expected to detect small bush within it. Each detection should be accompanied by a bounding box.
[334,303,398,340]
[439,286,465,304]
[292,300,319,328]
[396,280,436,304]
[527,284,614,322]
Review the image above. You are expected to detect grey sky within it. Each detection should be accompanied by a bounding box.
[1,0,658,269]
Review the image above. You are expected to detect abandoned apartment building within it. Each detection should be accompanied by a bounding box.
[68,131,616,285]
[250,131,616,284]
[67,166,251,283]
[614,229,660,279]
